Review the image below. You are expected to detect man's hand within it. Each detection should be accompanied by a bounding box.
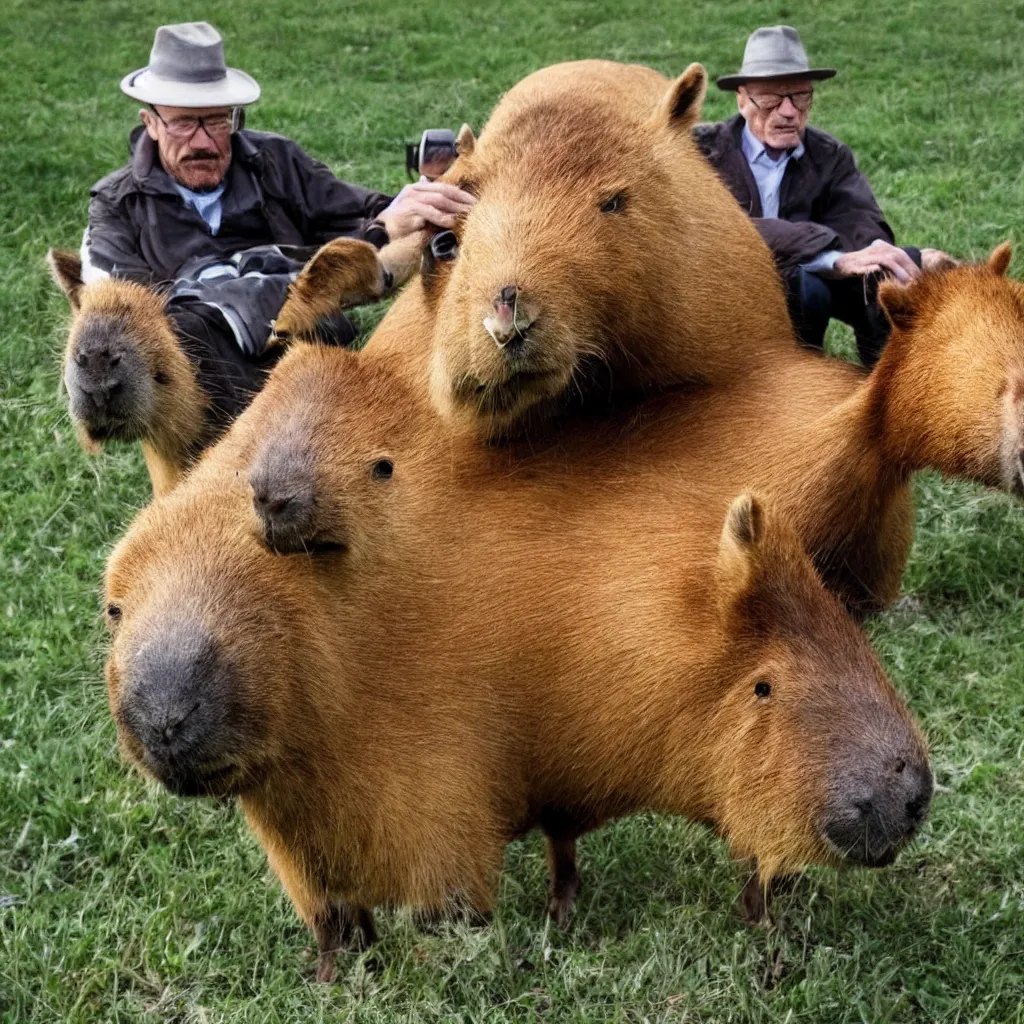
[377,181,477,240]
[834,240,920,284]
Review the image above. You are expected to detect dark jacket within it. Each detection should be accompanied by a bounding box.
[693,115,894,275]
[85,127,392,283]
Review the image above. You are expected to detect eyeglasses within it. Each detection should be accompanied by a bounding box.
[745,90,814,113]
[149,107,239,139]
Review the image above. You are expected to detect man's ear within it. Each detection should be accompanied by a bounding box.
[988,241,1012,277]
[877,278,920,333]
[47,248,84,311]
[456,123,476,157]
[655,63,708,133]
[716,492,765,615]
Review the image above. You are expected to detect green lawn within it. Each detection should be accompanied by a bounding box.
[2,0,1024,1020]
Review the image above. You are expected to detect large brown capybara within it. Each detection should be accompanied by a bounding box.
[415,60,797,437]
[47,238,405,496]
[104,341,931,982]
[282,237,1023,616]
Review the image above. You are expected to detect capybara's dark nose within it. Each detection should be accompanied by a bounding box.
[64,327,150,437]
[824,755,933,867]
[119,618,235,795]
[496,284,519,307]
[249,429,317,553]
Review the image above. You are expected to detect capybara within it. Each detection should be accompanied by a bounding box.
[48,238,407,496]
[418,60,797,436]
[284,229,1023,616]
[104,340,931,981]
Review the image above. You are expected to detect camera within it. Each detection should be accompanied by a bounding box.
[406,128,458,180]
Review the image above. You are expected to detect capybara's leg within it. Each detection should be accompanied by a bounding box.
[312,902,376,983]
[740,868,794,927]
[545,837,581,929]
[271,238,391,344]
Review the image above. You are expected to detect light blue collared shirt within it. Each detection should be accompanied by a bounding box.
[174,182,226,236]
[741,122,840,275]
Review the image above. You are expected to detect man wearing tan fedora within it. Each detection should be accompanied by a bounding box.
[695,25,951,366]
[82,22,474,364]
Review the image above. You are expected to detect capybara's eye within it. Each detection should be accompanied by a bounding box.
[106,603,122,623]
[429,231,459,262]
[754,680,772,699]
[153,371,169,386]
[372,459,395,481]
[600,192,628,214]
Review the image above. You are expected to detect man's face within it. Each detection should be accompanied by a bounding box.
[140,104,234,191]
[737,78,814,152]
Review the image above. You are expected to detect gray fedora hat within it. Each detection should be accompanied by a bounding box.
[716,25,836,91]
[121,22,260,107]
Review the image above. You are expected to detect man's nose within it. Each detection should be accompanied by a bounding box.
[777,97,800,117]
[192,125,217,147]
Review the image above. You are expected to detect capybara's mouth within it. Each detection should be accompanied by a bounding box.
[82,417,144,443]
[472,370,552,415]
[822,828,912,869]
[153,760,244,798]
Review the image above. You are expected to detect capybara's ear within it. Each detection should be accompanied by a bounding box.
[47,248,84,311]
[656,63,708,133]
[877,279,919,333]
[716,492,765,610]
[988,241,1012,276]
[456,123,476,158]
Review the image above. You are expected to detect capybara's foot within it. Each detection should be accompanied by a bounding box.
[313,902,376,983]
[548,870,581,929]
[740,872,793,928]
[272,238,391,344]
[546,837,581,928]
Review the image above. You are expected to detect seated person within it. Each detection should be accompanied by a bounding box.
[694,25,950,367]
[83,21,474,363]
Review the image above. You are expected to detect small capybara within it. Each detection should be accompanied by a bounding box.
[104,341,931,982]
[48,238,404,496]
[416,59,797,437]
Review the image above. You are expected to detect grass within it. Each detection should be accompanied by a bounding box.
[2,0,1024,1020]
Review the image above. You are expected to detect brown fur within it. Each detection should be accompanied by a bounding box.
[104,341,930,978]
[49,250,209,496]
[49,237,412,497]
[293,224,1023,616]
[269,234,425,344]
[419,60,797,437]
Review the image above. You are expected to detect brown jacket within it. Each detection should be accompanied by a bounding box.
[693,115,894,275]
[85,128,392,284]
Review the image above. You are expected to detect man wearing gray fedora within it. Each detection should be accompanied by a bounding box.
[695,25,950,367]
[81,22,473,387]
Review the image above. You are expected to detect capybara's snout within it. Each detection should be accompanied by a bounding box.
[823,729,933,867]
[118,617,239,797]
[249,428,318,554]
[65,319,153,440]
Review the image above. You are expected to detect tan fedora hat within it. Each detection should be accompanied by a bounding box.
[121,22,260,108]
[716,25,836,91]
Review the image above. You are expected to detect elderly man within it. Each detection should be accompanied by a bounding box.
[695,26,949,367]
[83,21,474,357]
